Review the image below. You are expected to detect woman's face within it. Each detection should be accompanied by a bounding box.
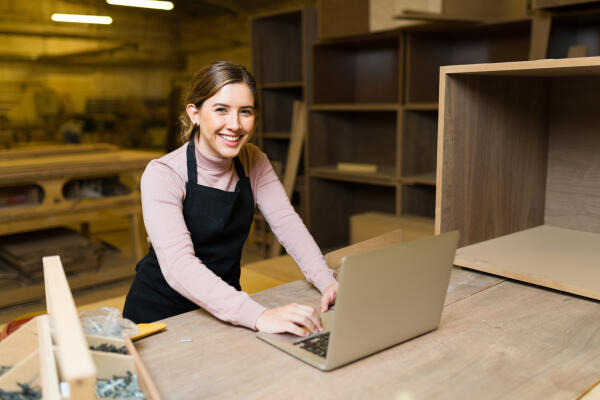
[187,82,256,159]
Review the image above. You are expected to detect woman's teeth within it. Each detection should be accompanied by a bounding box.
[221,134,240,143]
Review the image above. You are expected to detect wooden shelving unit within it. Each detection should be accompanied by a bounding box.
[307,20,536,250]
[251,6,600,252]
[250,7,317,255]
[437,57,600,301]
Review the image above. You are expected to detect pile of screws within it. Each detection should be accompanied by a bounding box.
[0,366,11,377]
[95,371,146,399]
[0,383,42,400]
[89,343,128,355]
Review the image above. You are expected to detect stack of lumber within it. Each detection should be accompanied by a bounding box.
[0,228,104,280]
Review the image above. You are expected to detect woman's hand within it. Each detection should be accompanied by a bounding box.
[255,303,322,337]
[320,282,339,312]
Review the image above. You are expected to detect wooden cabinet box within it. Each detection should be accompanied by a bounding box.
[317,0,527,39]
[437,57,600,300]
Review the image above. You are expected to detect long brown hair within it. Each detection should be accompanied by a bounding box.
[180,61,258,141]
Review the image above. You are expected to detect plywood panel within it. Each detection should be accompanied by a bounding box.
[545,77,600,233]
[455,225,600,300]
[439,75,550,246]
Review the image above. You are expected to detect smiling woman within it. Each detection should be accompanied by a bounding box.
[122,61,339,338]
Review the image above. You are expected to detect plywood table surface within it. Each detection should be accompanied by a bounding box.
[135,268,600,399]
[455,225,600,300]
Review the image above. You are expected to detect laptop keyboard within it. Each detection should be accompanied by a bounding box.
[294,332,330,358]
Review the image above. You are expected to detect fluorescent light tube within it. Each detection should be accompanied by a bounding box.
[51,13,113,24]
[106,0,174,10]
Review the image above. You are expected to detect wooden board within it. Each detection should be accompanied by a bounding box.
[43,255,96,398]
[37,315,61,400]
[0,143,118,160]
[545,77,600,234]
[0,150,161,184]
[0,318,38,367]
[325,229,403,268]
[454,225,600,300]
[532,0,600,9]
[350,212,433,243]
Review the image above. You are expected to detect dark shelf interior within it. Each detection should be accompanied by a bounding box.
[252,11,303,84]
[309,110,397,170]
[309,178,396,249]
[313,37,400,104]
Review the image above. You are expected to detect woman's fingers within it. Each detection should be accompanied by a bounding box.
[320,282,339,312]
[255,303,323,336]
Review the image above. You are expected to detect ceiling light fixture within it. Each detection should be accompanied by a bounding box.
[106,0,174,10]
[51,13,113,24]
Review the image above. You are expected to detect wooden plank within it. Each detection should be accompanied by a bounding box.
[437,73,549,247]
[125,337,163,400]
[0,318,38,367]
[37,315,61,400]
[455,225,600,300]
[529,11,552,60]
[43,255,96,399]
[545,76,600,233]
[269,101,307,258]
[134,270,600,399]
[350,212,433,243]
[325,229,403,268]
[440,55,600,76]
[337,162,378,173]
[532,0,600,9]
[0,143,118,160]
[568,45,588,58]
[0,150,160,184]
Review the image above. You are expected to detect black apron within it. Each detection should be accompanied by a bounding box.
[123,134,255,323]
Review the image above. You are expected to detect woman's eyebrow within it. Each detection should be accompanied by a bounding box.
[211,103,254,109]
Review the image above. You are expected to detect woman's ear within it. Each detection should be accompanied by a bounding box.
[186,103,199,125]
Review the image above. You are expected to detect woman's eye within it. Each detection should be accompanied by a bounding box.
[241,109,254,116]
[215,107,227,113]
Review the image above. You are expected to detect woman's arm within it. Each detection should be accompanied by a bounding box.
[251,152,337,294]
[140,160,266,329]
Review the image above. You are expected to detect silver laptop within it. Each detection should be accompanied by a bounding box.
[257,231,459,371]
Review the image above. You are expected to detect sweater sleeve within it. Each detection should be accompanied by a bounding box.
[140,161,266,329]
[252,153,337,292]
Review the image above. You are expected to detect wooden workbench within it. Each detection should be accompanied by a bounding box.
[0,144,161,307]
[135,268,600,399]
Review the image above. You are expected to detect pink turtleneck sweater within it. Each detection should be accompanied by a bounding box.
[140,137,337,329]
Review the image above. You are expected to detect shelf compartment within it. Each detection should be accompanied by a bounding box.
[548,11,600,59]
[309,110,397,177]
[402,184,436,218]
[251,10,303,84]
[0,184,44,209]
[260,87,303,133]
[405,20,530,104]
[309,177,396,250]
[313,36,401,104]
[401,109,438,180]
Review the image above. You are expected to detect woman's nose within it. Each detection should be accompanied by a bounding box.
[226,113,240,131]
